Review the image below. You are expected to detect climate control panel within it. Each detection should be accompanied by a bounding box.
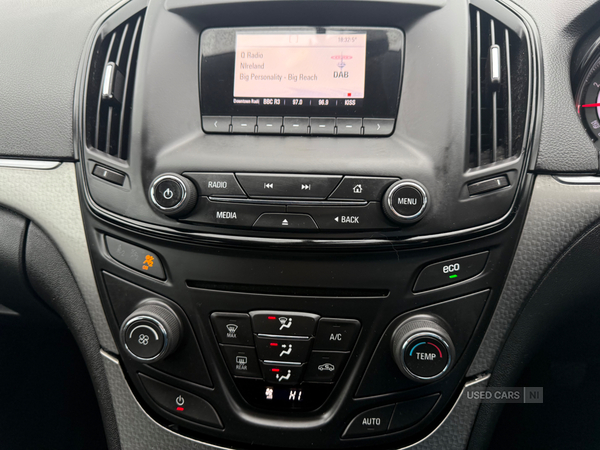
[211,310,361,409]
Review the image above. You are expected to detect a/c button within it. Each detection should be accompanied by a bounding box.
[314,318,361,351]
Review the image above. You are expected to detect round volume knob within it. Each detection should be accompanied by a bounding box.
[149,173,197,217]
[120,301,182,363]
[391,316,454,382]
[382,180,429,224]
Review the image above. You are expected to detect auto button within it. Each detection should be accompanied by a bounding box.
[342,404,395,438]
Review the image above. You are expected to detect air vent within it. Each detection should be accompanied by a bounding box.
[469,6,529,169]
[85,11,144,160]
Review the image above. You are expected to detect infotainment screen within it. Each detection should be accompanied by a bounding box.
[200,27,404,134]
[233,33,367,103]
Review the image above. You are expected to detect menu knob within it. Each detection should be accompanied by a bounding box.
[382,180,429,224]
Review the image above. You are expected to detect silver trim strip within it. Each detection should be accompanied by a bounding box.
[490,45,501,83]
[257,334,311,341]
[209,196,368,207]
[0,304,19,316]
[263,360,302,366]
[554,175,600,185]
[0,159,61,170]
[100,349,120,365]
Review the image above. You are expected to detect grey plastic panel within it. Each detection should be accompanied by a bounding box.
[101,350,489,450]
[0,163,117,353]
[469,174,600,375]
[0,0,126,159]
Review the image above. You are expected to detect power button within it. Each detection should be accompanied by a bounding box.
[152,177,184,209]
[149,173,197,217]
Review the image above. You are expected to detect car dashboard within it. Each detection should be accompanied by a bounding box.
[2,0,600,449]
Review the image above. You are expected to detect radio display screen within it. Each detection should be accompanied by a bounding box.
[233,33,367,103]
[200,27,403,120]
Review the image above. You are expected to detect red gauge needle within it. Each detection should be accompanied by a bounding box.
[581,103,600,107]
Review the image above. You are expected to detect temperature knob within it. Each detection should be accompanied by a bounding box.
[120,301,182,363]
[391,316,454,382]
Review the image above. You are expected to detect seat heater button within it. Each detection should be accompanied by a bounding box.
[342,404,395,438]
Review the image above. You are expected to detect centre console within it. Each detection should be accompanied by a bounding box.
[75,0,538,447]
